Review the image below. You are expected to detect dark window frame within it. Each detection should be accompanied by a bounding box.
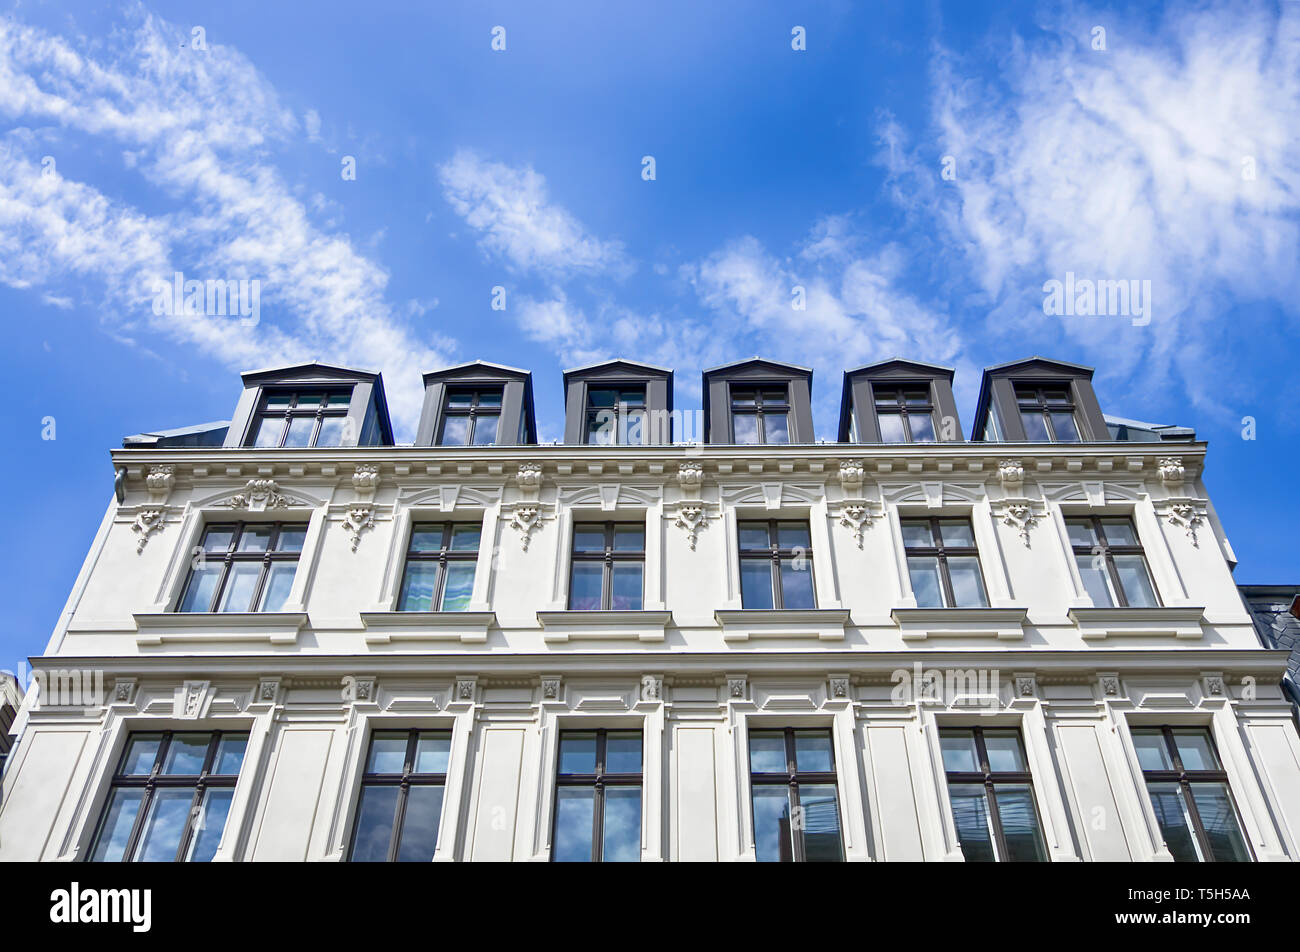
[747,727,843,862]
[1014,383,1080,443]
[583,385,647,446]
[568,521,645,611]
[1066,515,1161,608]
[900,517,988,608]
[176,522,306,613]
[348,729,451,862]
[737,519,816,610]
[550,729,643,862]
[397,522,481,612]
[1132,726,1254,863]
[941,726,1047,862]
[873,385,937,443]
[247,387,353,448]
[438,387,503,446]
[730,384,791,445]
[89,730,247,863]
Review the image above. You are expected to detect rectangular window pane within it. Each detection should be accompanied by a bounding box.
[440,415,469,446]
[415,733,451,774]
[908,556,944,608]
[947,557,988,608]
[1099,519,1139,547]
[367,732,409,774]
[948,784,997,862]
[213,734,248,775]
[1131,730,1174,771]
[983,731,1028,772]
[586,412,615,445]
[1189,783,1250,862]
[900,520,934,549]
[731,388,757,407]
[1020,410,1050,442]
[568,563,604,610]
[162,734,210,775]
[572,526,606,552]
[776,522,811,549]
[553,787,596,861]
[558,733,597,774]
[940,731,979,772]
[1076,554,1115,607]
[397,562,439,612]
[1113,554,1158,607]
[315,416,345,447]
[779,560,816,609]
[120,735,164,776]
[178,564,222,613]
[202,526,236,553]
[606,734,642,774]
[613,525,645,551]
[798,783,843,861]
[250,416,284,448]
[938,521,976,548]
[216,563,262,613]
[258,562,297,612]
[408,525,446,553]
[91,788,146,862]
[446,390,474,408]
[1050,411,1080,442]
[134,788,195,861]
[993,784,1046,861]
[295,393,324,408]
[587,388,618,408]
[395,785,444,862]
[1065,520,1098,548]
[909,413,936,442]
[763,413,790,444]
[471,414,499,446]
[738,522,771,549]
[794,731,833,772]
[1147,782,1202,861]
[350,785,400,861]
[602,787,641,862]
[276,525,307,552]
[748,732,787,774]
[733,412,759,444]
[283,415,315,448]
[449,525,481,551]
[740,558,775,609]
[751,786,794,862]
[186,788,235,862]
[438,562,475,611]
[476,389,502,407]
[237,525,272,553]
[878,412,906,442]
[1171,729,1219,771]
[610,563,643,610]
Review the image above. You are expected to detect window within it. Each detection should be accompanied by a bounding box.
[901,518,988,608]
[1066,516,1159,608]
[738,520,815,610]
[1015,385,1080,442]
[585,387,646,445]
[1131,727,1251,862]
[397,523,481,612]
[439,388,502,445]
[90,731,248,862]
[568,523,644,610]
[748,728,843,862]
[552,730,642,862]
[874,386,937,442]
[177,523,306,613]
[248,389,352,448]
[349,730,450,862]
[731,385,790,444]
[940,727,1047,862]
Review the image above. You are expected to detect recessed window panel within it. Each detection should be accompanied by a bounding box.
[748,729,843,863]
[397,523,480,613]
[178,523,306,614]
[552,730,642,862]
[349,730,452,862]
[569,523,644,611]
[1067,516,1159,608]
[940,728,1045,863]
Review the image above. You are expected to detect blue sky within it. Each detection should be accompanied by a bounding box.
[0,0,1297,667]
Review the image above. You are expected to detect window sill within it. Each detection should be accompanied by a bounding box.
[714,608,850,642]
[132,611,308,647]
[1068,606,1205,641]
[536,610,672,643]
[890,607,1029,642]
[359,611,495,644]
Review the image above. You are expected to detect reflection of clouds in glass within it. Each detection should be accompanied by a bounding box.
[601,788,641,862]
[137,789,193,860]
[553,788,594,861]
[188,788,235,861]
[751,787,790,862]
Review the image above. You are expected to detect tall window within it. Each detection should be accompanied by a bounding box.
[940,728,1046,862]
[90,731,248,862]
[1131,727,1251,862]
[748,728,843,862]
[1066,516,1159,608]
[397,523,481,612]
[177,523,306,613]
[248,389,352,448]
[738,520,815,610]
[349,730,450,862]
[585,387,646,445]
[901,518,988,608]
[874,386,937,442]
[568,523,644,610]
[1015,385,1080,442]
[552,730,642,862]
[731,385,790,444]
[439,388,502,445]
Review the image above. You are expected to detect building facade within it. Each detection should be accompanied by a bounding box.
[2,356,1299,863]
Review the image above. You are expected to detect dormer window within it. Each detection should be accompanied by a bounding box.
[249,389,352,448]
[1015,385,1080,443]
[731,386,790,445]
[874,386,936,443]
[439,388,503,446]
[585,387,646,446]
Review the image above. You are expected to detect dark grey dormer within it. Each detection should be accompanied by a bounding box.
[416,361,537,447]
[225,362,394,449]
[971,357,1109,443]
[563,359,673,446]
[839,359,963,444]
[703,358,814,445]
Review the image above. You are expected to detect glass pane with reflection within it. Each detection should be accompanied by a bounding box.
[350,785,399,861]
[552,788,596,862]
[948,784,997,862]
[602,787,641,862]
[395,785,444,862]
[751,786,793,862]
